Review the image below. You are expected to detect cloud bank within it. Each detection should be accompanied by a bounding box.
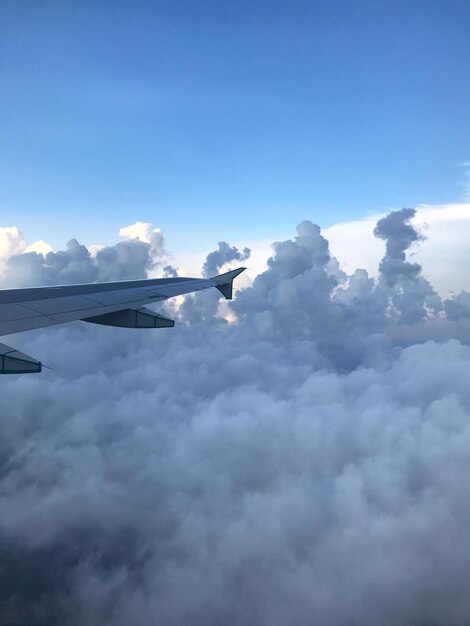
[1,209,470,625]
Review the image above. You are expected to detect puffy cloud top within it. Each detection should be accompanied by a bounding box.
[202,242,251,278]
[1,222,170,288]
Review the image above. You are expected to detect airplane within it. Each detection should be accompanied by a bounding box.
[0,267,245,374]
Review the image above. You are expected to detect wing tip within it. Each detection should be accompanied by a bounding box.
[212,267,246,300]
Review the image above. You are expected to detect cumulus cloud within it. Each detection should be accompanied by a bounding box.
[119,220,168,271]
[0,226,27,260]
[373,208,442,324]
[1,209,470,625]
[323,203,470,296]
[0,221,170,288]
[0,226,53,281]
[174,242,251,325]
[202,242,251,278]
[177,203,470,298]
[24,240,54,256]
[445,291,470,321]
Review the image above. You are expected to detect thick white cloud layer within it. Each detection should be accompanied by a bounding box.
[1,208,470,625]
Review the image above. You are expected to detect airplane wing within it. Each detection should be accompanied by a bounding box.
[0,267,245,374]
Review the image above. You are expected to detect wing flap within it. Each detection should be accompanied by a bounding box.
[83,308,174,328]
[0,342,42,374]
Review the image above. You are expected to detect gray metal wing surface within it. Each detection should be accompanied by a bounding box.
[0,267,245,374]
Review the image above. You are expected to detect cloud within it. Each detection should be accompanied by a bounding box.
[119,221,169,274]
[0,222,171,288]
[0,226,55,282]
[24,240,54,256]
[175,203,469,299]
[119,221,156,243]
[0,226,27,281]
[202,242,251,278]
[1,209,470,625]
[445,290,470,321]
[0,226,26,260]
[373,208,442,324]
[323,203,470,297]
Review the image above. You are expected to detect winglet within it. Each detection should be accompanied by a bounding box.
[211,267,246,300]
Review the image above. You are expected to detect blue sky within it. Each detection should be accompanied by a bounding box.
[1,0,469,253]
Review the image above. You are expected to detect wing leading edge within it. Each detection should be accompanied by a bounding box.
[0,267,245,374]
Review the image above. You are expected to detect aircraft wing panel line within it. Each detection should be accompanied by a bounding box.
[0,303,45,323]
[15,295,107,316]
